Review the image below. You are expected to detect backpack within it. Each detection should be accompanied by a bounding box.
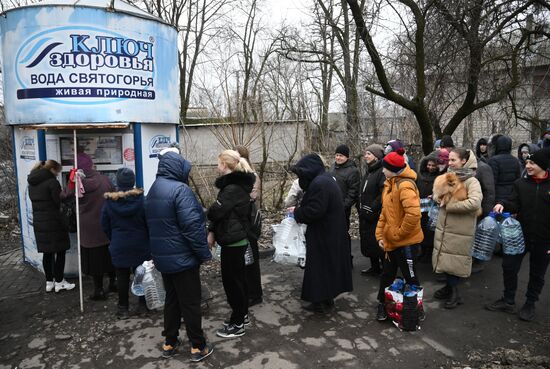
[60,197,77,233]
[395,177,421,207]
[247,201,262,241]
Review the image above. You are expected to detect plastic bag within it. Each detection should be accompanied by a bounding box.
[384,278,424,331]
[272,217,307,267]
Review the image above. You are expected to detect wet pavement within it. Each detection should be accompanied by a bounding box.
[0,240,549,369]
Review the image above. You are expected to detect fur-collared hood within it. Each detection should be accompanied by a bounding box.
[103,188,145,218]
[215,171,255,193]
[104,188,144,200]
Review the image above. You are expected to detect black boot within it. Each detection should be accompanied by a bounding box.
[434,285,452,300]
[444,286,463,309]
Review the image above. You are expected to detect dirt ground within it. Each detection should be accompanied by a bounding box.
[0,239,549,369]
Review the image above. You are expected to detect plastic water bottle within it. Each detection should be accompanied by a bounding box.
[500,214,525,255]
[212,243,221,261]
[278,213,296,242]
[390,278,405,292]
[244,244,254,266]
[130,265,146,296]
[427,205,439,231]
[142,260,166,310]
[471,212,499,261]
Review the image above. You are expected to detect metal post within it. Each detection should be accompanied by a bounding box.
[74,130,84,313]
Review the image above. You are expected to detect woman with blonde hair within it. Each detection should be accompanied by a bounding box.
[234,145,263,307]
[28,160,75,293]
[208,149,255,338]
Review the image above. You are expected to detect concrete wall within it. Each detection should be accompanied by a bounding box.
[179,120,308,166]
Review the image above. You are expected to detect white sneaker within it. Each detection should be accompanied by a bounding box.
[55,279,75,292]
[46,281,55,292]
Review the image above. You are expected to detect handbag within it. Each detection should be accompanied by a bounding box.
[60,198,77,233]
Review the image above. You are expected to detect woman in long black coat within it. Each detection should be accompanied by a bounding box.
[358,145,386,276]
[291,154,353,313]
[28,160,74,293]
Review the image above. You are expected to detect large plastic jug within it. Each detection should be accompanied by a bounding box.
[500,214,525,255]
[142,260,166,310]
[471,212,499,261]
[278,213,296,242]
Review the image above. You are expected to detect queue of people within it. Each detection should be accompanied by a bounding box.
[24,133,550,362]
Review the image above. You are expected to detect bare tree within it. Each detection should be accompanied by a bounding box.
[346,0,545,154]
[129,0,231,120]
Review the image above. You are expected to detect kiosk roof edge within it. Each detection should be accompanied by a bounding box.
[0,0,173,28]
[24,122,130,130]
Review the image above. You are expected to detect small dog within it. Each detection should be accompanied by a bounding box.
[433,172,468,206]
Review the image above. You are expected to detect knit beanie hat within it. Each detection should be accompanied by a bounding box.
[335,144,350,158]
[385,139,406,155]
[365,144,384,160]
[383,151,406,173]
[527,149,550,170]
[440,135,454,148]
[76,153,93,172]
[437,149,449,166]
[434,139,441,150]
[116,168,135,191]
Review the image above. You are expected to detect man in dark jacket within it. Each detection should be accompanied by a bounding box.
[331,144,360,226]
[292,154,353,313]
[517,143,540,173]
[358,144,386,275]
[476,160,496,218]
[331,144,360,266]
[440,135,454,151]
[487,150,550,322]
[145,151,213,361]
[488,135,521,203]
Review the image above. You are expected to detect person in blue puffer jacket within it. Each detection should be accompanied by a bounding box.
[101,168,150,319]
[144,149,213,362]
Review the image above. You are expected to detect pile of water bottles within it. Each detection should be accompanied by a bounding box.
[471,211,525,261]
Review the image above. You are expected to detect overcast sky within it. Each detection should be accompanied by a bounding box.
[266,0,310,26]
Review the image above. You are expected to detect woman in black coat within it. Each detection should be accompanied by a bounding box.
[291,154,353,313]
[358,145,386,276]
[27,160,74,293]
[416,153,440,260]
[234,145,263,307]
[208,150,256,339]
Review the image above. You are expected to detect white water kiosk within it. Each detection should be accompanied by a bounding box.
[0,0,180,311]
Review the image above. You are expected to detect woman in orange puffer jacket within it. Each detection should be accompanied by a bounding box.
[375,150,424,321]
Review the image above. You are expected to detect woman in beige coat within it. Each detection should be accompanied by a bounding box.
[432,148,482,309]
